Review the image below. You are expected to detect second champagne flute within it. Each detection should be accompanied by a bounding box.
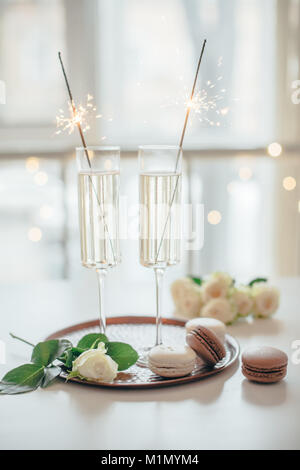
[138,145,182,365]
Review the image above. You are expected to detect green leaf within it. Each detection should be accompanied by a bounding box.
[189,276,202,286]
[60,349,75,369]
[77,333,108,349]
[105,342,138,371]
[41,366,62,388]
[31,339,72,367]
[59,347,86,369]
[0,364,44,395]
[248,277,268,287]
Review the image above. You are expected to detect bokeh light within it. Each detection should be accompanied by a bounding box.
[39,205,53,219]
[267,142,282,157]
[25,157,39,173]
[34,171,48,186]
[220,107,229,115]
[227,181,238,194]
[283,176,296,191]
[28,227,42,242]
[207,210,222,225]
[239,167,253,181]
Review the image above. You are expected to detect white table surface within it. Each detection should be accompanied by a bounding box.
[0,277,299,450]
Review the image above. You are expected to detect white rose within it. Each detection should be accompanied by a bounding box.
[200,272,232,304]
[210,271,233,287]
[200,298,237,324]
[231,286,253,317]
[171,278,202,319]
[252,285,280,318]
[72,342,118,382]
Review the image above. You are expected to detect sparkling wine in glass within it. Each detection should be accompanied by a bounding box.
[138,145,182,365]
[76,146,121,333]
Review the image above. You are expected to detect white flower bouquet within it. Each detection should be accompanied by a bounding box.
[171,272,279,324]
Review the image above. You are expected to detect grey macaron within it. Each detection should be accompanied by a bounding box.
[148,344,196,378]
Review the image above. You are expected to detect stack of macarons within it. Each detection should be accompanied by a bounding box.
[148,317,227,378]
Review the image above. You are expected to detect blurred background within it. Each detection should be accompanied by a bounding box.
[0,0,299,288]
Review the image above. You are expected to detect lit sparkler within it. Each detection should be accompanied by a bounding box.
[57,51,116,263]
[155,39,207,262]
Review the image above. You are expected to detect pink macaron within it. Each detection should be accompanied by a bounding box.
[186,326,226,366]
[242,346,288,384]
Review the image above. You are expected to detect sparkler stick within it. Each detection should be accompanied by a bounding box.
[58,52,91,167]
[178,39,207,161]
[155,39,207,263]
[58,52,116,263]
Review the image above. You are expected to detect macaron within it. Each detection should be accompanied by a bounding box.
[148,344,196,378]
[185,317,226,343]
[242,346,288,384]
[186,326,226,366]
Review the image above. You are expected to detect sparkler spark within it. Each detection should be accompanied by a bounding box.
[55,94,102,135]
[161,57,230,127]
[183,79,228,126]
[161,60,229,128]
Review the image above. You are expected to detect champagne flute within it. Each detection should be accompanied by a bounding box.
[76,146,121,334]
[138,145,182,365]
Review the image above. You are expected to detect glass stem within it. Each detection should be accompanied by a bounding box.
[96,268,107,334]
[154,267,165,346]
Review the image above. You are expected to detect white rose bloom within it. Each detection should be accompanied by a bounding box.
[72,342,118,382]
[201,272,232,304]
[171,278,202,319]
[231,286,253,317]
[210,271,233,287]
[252,285,280,318]
[200,298,237,324]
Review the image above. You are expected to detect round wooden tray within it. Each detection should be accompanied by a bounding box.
[46,316,240,389]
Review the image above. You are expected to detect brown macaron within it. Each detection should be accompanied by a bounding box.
[242,346,288,384]
[186,326,226,366]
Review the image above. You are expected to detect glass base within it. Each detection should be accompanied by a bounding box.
[136,346,152,368]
